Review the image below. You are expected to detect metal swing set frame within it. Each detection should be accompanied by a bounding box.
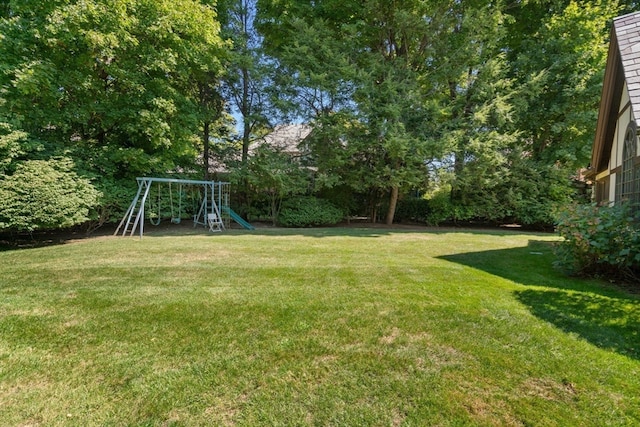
[115,177,230,238]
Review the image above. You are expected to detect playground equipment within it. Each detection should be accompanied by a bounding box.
[115,177,233,237]
[222,206,255,230]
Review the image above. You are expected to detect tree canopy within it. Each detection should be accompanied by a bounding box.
[0,0,226,230]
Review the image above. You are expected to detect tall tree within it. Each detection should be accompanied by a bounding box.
[0,0,228,230]
[0,0,226,178]
[507,0,620,170]
[218,0,272,162]
[258,0,440,224]
[423,1,521,214]
[258,0,522,224]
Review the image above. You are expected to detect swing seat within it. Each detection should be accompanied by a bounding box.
[207,213,223,232]
[171,217,181,224]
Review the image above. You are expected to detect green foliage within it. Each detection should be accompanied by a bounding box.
[423,191,482,226]
[392,197,431,224]
[278,196,343,227]
[256,0,614,226]
[0,1,228,232]
[424,191,455,226]
[555,203,640,282]
[315,184,359,218]
[232,144,310,224]
[0,158,100,231]
[0,123,30,174]
[84,177,138,233]
[258,0,439,223]
[508,0,619,170]
[0,0,622,229]
[218,0,273,162]
[0,0,226,180]
[425,152,575,227]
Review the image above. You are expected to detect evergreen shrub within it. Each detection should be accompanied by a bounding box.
[555,202,640,282]
[278,196,344,227]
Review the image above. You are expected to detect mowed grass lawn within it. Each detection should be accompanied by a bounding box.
[0,227,638,426]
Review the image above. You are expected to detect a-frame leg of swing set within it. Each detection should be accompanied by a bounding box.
[114,179,145,236]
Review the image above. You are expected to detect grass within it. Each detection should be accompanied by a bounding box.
[0,226,638,426]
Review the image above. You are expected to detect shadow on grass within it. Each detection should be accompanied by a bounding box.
[439,241,640,360]
[0,226,114,252]
[140,221,525,239]
[209,223,537,239]
[0,221,539,250]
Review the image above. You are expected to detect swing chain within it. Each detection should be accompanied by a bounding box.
[149,182,161,226]
[170,182,182,224]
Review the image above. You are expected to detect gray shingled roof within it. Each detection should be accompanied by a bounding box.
[615,12,640,112]
[250,124,312,156]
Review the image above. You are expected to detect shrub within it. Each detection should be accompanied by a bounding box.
[278,196,344,227]
[393,198,432,223]
[84,178,138,233]
[424,192,477,226]
[0,158,100,231]
[555,202,640,281]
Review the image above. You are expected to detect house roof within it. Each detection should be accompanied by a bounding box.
[250,124,312,156]
[590,12,640,176]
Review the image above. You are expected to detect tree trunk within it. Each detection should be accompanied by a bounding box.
[203,121,210,181]
[451,147,464,201]
[241,66,250,163]
[386,185,399,225]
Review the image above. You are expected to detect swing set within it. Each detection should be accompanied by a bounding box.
[115,177,231,237]
[147,181,188,226]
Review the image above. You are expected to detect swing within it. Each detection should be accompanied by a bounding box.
[149,183,162,226]
[170,182,183,224]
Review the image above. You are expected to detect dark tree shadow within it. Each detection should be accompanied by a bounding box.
[144,222,524,239]
[439,241,640,360]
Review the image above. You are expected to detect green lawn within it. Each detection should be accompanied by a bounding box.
[0,227,638,426]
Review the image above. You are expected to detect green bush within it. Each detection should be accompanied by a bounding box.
[0,158,100,231]
[424,192,477,226]
[393,198,432,223]
[278,196,344,227]
[555,203,640,281]
[84,178,139,233]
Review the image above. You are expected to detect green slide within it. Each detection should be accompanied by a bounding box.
[222,207,255,230]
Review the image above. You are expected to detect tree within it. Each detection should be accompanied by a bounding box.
[0,157,100,231]
[0,0,226,177]
[258,0,439,224]
[0,0,228,229]
[0,121,102,231]
[235,144,309,224]
[218,0,273,163]
[507,0,620,170]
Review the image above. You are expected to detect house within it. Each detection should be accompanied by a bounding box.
[199,124,313,176]
[249,124,312,160]
[589,11,640,204]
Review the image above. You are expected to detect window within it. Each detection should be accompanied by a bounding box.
[595,176,610,205]
[617,121,640,204]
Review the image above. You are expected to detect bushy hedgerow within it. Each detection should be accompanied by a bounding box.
[278,196,344,227]
[555,203,640,282]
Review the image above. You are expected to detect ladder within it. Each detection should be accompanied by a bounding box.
[114,179,152,237]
